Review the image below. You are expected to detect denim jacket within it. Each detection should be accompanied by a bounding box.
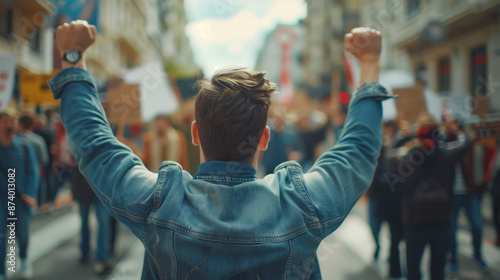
[50,67,392,280]
[0,135,40,200]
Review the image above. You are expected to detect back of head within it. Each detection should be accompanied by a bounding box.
[415,112,439,129]
[414,112,441,168]
[19,114,34,131]
[195,67,278,163]
[415,112,439,144]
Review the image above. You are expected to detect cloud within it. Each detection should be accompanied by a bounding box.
[185,0,306,75]
[186,10,262,45]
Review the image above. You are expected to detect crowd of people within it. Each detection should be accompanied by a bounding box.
[367,111,500,279]
[260,104,500,280]
[0,107,196,278]
[2,99,500,279]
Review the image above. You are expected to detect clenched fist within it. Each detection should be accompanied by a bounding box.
[56,20,96,66]
[344,27,381,63]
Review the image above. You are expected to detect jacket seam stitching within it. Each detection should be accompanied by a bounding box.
[289,165,322,233]
[284,240,293,280]
[148,218,309,242]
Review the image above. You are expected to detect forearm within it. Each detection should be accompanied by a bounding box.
[359,61,380,85]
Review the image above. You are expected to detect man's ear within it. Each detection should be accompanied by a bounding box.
[258,126,271,151]
[191,121,200,146]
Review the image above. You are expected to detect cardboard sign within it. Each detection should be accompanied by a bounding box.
[473,96,488,119]
[104,83,141,124]
[18,68,60,105]
[394,84,427,123]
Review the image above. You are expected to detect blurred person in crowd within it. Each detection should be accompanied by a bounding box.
[50,22,390,279]
[33,113,56,212]
[261,111,300,175]
[393,119,414,148]
[50,119,74,209]
[296,111,328,172]
[398,112,468,280]
[325,97,347,142]
[18,115,50,209]
[71,166,113,274]
[490,155,500,247]
[367,121,403,278]
[0,109,40,280]
[142,115,189,171]
[444,115,489,276]
[41,110,70,209]
[487,140,500,247]
[44,109,58,141]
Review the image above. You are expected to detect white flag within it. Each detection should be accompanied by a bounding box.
[0,54,16,111]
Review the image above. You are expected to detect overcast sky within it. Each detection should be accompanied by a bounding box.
[184,0,307,75]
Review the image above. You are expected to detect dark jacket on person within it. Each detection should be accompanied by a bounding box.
[458,142,488,196]
[368,147,403,221]
[71,166,94,205]
[401,137,468,227]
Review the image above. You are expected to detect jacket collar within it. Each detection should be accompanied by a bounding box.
[194,161,257,184]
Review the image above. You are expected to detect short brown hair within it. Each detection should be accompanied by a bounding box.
[415,112,439,128]
[195,67,278,163]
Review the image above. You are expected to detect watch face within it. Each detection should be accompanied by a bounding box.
[64,50,81,63]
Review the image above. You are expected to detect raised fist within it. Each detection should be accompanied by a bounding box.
[344,27,381,63]
[56,20,96,55]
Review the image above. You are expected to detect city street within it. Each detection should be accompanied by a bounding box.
[1,1,500,279]
[4,198,499,280]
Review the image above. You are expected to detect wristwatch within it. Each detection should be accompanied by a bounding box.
[62,49,82,64]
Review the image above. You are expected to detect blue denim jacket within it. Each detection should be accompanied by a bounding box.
[0,135,40,199]
[50,67,392,279]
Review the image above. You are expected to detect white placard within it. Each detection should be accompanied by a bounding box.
[121,61,179,123]
[0,54,16,111]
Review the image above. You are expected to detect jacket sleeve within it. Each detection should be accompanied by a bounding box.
[440,133,469,162]
[49,67,158,238]
[302,83,393,237]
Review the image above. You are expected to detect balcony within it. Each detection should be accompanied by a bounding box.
[390,0,499,48]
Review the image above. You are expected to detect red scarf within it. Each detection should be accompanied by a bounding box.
[417,125,437,149]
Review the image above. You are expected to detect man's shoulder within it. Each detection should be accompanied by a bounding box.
[21,132,45,147]
[274,160,302,172]
[13,135,29,148]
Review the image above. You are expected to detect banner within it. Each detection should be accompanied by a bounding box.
[18,69,60,105]
[0,54,16,111]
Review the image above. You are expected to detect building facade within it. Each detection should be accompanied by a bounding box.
[301,0,361,98]
[360,0,500,113]
[0,0,199,110]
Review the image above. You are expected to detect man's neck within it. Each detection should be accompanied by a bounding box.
[198,148,261,171]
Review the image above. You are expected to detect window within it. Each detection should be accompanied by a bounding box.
[28,27,42,53]
[0,6,12,39]
[438,57,450,92]
[470,46,488,96]
[408,0,420,16]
